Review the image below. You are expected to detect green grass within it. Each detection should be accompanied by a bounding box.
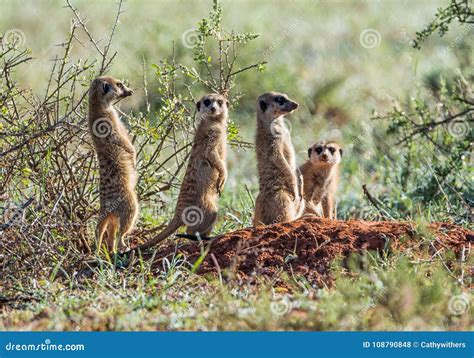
[2,249,472,331]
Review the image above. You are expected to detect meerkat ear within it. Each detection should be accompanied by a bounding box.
[101,81,112,95]
[196,101,201,111]
[308,147,312,158]
[339,148,343,156]
[259,100,268,112]
[226,100,230,108]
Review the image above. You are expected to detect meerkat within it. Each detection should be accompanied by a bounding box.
[253,92,305,226]
[88,76,138,253]
[299,141,342,219]
[135,93,229,249]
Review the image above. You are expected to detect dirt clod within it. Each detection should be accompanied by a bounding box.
[138,218,472,286]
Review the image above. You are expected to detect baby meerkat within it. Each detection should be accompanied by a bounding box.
[299,141,342,219]
[135,94,229,249]
[253,92,305,226]
[88,76,138,253]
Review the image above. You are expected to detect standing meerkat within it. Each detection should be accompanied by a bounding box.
[136,93,229,249]
[299,141,342,219]
[253,92,304,226]
[88,76,138,253]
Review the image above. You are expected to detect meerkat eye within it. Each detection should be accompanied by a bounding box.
[329,147,336,154]
[204,99,211,107]
[315,146,323,154]
[275,96,286,105]
[217,100,223,106]
[117,83,124,89]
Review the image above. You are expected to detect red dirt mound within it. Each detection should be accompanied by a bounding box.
[140,218,473,286]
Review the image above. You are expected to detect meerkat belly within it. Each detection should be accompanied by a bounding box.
[178,160,217,204]
[198,158,220,193]
[311,176,331,203]
[258,150,295,192]
[98,153,135,203]
[259,170,289,192]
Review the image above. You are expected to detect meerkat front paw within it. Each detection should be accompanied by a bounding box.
[287,184,297,201]
[217,178,225,195]
[219,172,228,194]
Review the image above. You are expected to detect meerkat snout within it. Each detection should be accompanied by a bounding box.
[121,87,133,97]
[257,92,299,120]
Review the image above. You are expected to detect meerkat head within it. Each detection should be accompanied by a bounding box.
[308,141,343,166]
[89,76,133,108]
[196,93,229,122]
[257,92,298,120]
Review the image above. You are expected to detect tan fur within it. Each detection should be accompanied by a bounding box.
[253,92,304,226]
[137,94,229,250]
[88,76,138,253]
[300,141,342,219]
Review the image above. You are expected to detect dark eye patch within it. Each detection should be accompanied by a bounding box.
[204,99,211,107]
[328,147,336,154]
[315,146,323,154]
[217,100,223,106]
[274,96,286,105]
[117,83,124,89]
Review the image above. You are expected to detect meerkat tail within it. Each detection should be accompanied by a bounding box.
[135,216,183,250]
[174,233,214,241]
